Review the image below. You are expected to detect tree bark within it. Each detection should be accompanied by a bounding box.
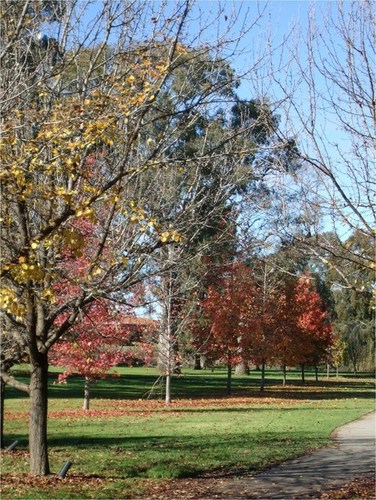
[301,363,305,384]
[326,363,330,380]
[314,364,319,382]
[83,376,90,411]
[235,361,249,376]
[260,360,266,392]
[194,353,201,370]
[29,354,50,475]
[165,373,171,405]
[282,364,287,386]
[200,355,207,370]
[226,363,232,395]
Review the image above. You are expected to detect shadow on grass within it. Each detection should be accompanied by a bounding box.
[5,428,326,455]
[5,370,375,402]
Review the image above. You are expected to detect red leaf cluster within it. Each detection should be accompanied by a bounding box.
[50,299,134,381]
[190,264,336,369]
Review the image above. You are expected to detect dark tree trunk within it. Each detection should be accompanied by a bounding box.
[0,378,4,448]
[301,363,305,384]
[314,364,319,382]
[282,364,287,386]
[226,363,232,395]
[260,360,266,392]
[194,353,201,370]
[29,353,50,475]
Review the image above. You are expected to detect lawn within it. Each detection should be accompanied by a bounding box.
[1,367,375,498]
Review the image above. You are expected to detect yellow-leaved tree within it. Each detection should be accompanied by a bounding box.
[0,0,271,474]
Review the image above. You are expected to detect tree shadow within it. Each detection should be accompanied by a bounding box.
[4,369,374,402]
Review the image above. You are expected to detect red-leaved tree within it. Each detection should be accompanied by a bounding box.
[191,263,256,394]
[294,276,333,382]
[48,217,135,410]
[50,300,133,410]
[275,275,333,383]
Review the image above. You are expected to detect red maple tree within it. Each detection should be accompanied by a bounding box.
[50,300,133,410]
[275,275,333,383]
[294,276,333,380]
[191,263,256,394]
[49,217,133,409]
[191,264,335,389]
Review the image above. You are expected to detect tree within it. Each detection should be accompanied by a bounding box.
[50,300,132,410]
[292,276,334,382]
[190,263,256,395]
[273,277,302,385]
[251,0,375,290]
[329,231,375,372]
[272,274,334,384]
[0,0,272,475]
[248,262,280,392]
[135,50,277,403]
[327,333,346,378]
[334,289,374,373]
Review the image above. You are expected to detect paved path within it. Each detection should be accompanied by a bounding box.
[211,411,376,499]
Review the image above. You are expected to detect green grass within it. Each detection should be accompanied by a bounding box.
[6,364,375,402]
[1,367,375,498]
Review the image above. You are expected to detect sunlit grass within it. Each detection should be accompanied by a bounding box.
[1,367,375,498]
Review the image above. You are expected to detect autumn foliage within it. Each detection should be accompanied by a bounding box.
[50,300,132,383]
[190,263,334,385]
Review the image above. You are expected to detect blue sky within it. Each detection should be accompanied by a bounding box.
[62,1,370,236]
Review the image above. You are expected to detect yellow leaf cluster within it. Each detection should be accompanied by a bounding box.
[159,229,182,243]
[75,206,95,221]
[0,47,175,285]
[125,202,161,235]
[10,261,45,283]
[89,267,102,278]
[83,117,116,147]
[41,288,56,304]
[0,287,26,320]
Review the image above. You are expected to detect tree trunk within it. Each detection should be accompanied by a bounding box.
[235,361,249,376]
[301,363,305,384]
[326,363,330,380]
[226,363,232,395]
[165,373,171,405]
[260,360,266,392]
[282,364,287,386]
[314,364,319,382]
[0,378,4,448]
[83,376,90,411]
[194,353,201,370]
[200,354,207,370]
[29,354,50,475]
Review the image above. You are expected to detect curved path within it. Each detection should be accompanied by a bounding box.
[210,411,376,499]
